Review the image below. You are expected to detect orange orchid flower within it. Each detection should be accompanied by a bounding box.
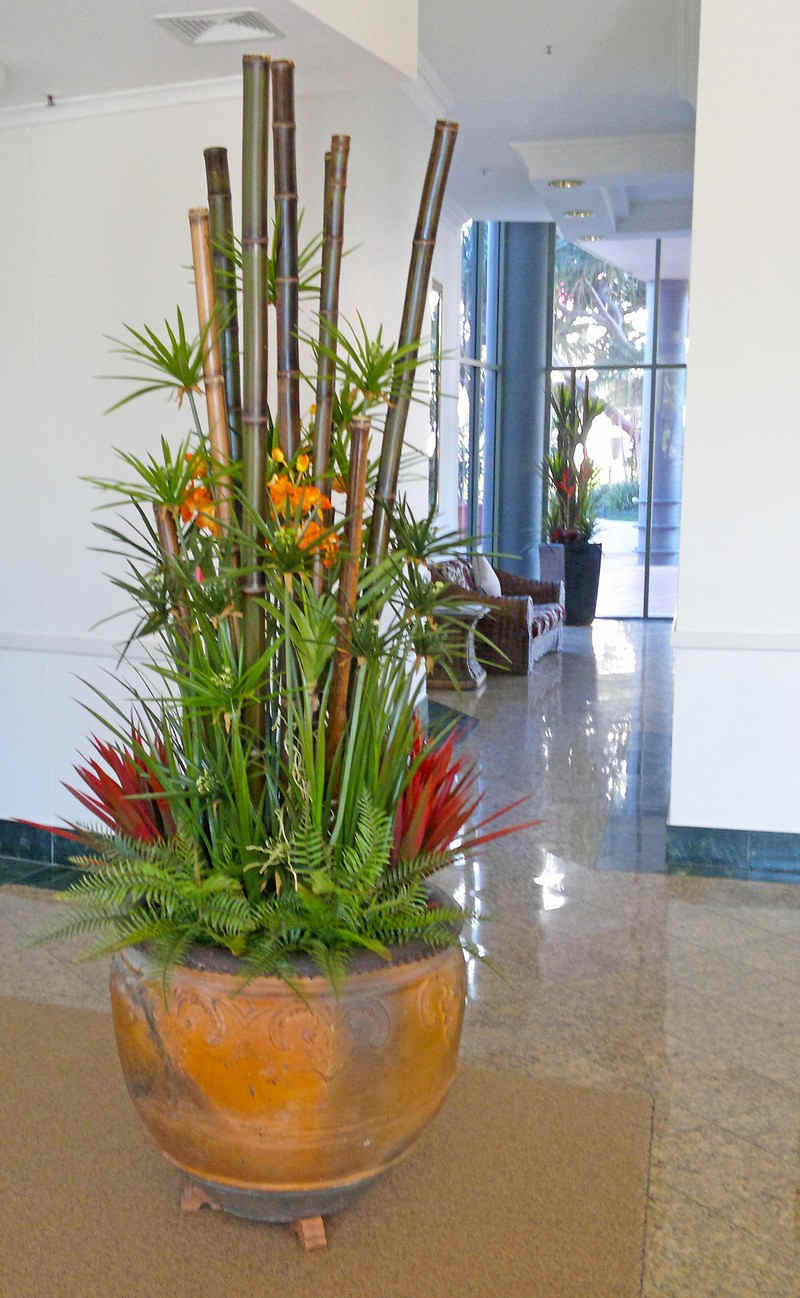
[183,452,208,478]
[180,484,219,535]
[297,520,339,567]
[269,476,292,508]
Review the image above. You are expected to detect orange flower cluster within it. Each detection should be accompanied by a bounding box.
[268,447,338,567]
[268,477,332,516]
[180,453,218,535]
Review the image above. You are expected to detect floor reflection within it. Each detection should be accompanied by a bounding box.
[429,620,800,1297]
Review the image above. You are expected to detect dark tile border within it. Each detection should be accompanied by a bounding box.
[0,818,53,865]
[423,699,480,744]
[0,818,84,869]
[666,824,800,883]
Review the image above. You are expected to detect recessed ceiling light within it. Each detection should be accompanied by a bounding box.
[564,209,593,219]
[154,9,284,46]
[581,234,603,241]
[548,178,584,189]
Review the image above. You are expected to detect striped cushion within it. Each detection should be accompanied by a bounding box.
[531,604,565,637]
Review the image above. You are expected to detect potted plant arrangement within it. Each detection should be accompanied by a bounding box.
[544,369,605,625]
[37,55,537,1249]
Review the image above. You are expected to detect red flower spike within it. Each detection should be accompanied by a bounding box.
[61,725,175,843]
[393,719,540,864]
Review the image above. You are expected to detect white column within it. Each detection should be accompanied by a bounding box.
[670,0,800,832]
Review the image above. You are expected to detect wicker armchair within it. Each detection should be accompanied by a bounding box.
[427,559,564,677]
[478,569,564,675]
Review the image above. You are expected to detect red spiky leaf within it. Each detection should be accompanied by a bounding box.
[62,724,175,842]
[393,719,538,864]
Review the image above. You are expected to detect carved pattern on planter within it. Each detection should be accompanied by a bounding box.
[172,990,229,1046]
[269,1001,391,1081]
[419,972,459,1034]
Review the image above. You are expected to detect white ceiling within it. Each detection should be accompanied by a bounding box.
[0,0,700,260]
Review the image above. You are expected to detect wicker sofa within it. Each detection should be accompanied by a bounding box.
[428,556,565,676]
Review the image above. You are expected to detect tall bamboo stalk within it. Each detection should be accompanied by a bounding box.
[153,504,189,645]
[368,120,458,564]
[188,208,233,530]
[241,54,271,765]
[203,147,242,464]
[271,59,300,460]
[312,135,350,595]
[326,416,370,771]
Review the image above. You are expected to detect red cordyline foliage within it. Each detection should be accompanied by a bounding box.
[62,726,176,842]
[392,720,540,863]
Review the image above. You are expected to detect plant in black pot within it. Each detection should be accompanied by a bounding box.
[544,370,605,625]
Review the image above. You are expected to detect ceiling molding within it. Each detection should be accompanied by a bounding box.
[510,131,694,184]
[607,183,630,221]
[616,198,692,235]
[676,0,701,110]
[0,73,243,130]
[598,187,617,231]
[415,52,455,115]
[441,194,470,233]
[0,630,147,660]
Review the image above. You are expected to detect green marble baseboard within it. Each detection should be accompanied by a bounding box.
[666,824,800,882]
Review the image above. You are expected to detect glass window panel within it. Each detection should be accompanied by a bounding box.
[644,367,685,617]
[427,282,443,513]
[457,363,474,535]
[552,237,649,368]
[475,363,498,544]
[656,276,690,365]
[548,367,646,617]
[483,223,501,368]
[460,221,477,360]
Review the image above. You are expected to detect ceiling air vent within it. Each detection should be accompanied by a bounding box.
[154,9,284,46]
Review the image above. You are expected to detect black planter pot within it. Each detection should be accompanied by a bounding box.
[564,541,602,625]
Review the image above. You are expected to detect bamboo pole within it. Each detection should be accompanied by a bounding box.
[368,120,458,564]
[241,54,271,761]
[271,59,301,460]
[312,135,350,595]
[326,416,370,771]
[203,147,243,464]
[153,504,190,645]
[188,208,233,530]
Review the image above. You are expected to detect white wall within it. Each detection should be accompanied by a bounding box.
[290,0,418,79]
[0,77,461,821]
[670,0,800,832]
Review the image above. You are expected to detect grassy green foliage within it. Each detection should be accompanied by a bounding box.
[544,373,605,541]
[43,338,487,984]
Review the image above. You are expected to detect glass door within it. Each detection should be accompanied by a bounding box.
[549,236,689,618]
[458,220,501,542]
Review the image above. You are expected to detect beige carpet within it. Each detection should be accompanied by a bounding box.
[0,995,652,1297]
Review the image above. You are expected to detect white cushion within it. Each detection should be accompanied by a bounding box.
[472,553,502,597]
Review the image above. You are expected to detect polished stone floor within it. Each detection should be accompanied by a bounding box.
[3,620,799,1296]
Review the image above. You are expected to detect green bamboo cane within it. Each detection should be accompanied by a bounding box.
[326,416,371,775]
[241,54,271,775]
[188,208,233,530]
[312,134,350,595]
[368,120,458,564]
[203,147,242,464]
[271,59,300,460]
[153,505,190,649]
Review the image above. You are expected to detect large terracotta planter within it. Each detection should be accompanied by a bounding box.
[109,912,466,1222]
